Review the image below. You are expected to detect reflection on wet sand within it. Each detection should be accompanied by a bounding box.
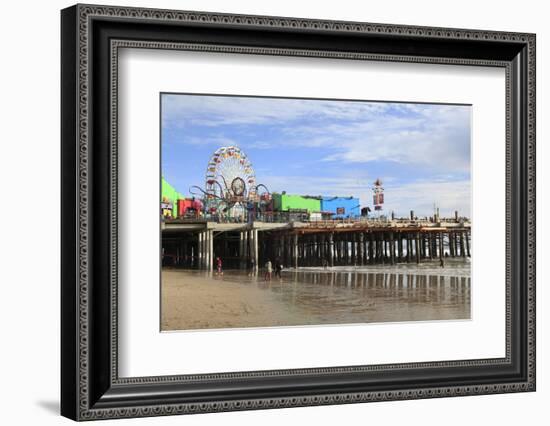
[161,260,470,331]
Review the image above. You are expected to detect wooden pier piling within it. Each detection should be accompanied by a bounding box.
[162,217,470,270]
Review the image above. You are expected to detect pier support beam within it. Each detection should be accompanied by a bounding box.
[303,235,306,267]
[397,234,403,261]
[293,234,299,268]
[287,234,293,267]
[342,235,346,265]
[328,233,334,267]
[253,229,259,270]
[315,235,319,265]
[239,232,243,268]
[314,235,319,266]
[389,232,395,265]
[459,232,466,258]
[240,231,249,269]
[204,231,209,268]
[358,233,364,266]
[207,230,213,271]
[420,233,428,258]
[449,232,456,257]
[439,232,445,267]
[198,231,204,269]
[369,233,375,264]
[248,229,258,271]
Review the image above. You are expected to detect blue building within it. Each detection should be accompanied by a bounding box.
[320,196,360,219]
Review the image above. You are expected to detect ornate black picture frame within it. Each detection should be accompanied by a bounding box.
[61,4,536,421]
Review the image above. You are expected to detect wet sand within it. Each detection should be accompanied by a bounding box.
[161,260,471,331]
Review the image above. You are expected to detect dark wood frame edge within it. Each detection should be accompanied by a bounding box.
[61,3,535,421]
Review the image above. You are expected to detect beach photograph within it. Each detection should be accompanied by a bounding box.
[160,93,472,331]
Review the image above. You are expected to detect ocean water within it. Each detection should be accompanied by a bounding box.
[215,259,471,325]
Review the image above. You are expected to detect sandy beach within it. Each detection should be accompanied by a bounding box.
[161,269,310,330]
[161,262,470,331]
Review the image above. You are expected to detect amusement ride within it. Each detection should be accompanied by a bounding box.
[190,146,271,220]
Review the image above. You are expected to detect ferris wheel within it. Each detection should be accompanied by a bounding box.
[204,146,257,216]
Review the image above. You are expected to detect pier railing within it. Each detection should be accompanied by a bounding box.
[164,215,470,227]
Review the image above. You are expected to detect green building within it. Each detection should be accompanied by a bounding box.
[272,193,321,213]
[161,177,185,218]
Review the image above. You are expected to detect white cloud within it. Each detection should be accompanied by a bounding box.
[178,135,239,147]
[162,94,392,128]
[382,180,471,218]
[288,105,471,174]
[163,94,471,179]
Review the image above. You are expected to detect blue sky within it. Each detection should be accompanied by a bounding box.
[161,94,471,218]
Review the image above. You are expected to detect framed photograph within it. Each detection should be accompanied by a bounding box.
[61,4,536,421]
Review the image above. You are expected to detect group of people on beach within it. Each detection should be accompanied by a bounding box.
[214,256,283,280]
[263,258,283,281]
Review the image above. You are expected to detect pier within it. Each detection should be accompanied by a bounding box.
[162,217,471,271]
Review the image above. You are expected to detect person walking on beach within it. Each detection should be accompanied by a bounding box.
[248,258,256,276]
[264,259,273,281]
[216,256,223,275]
[274,258,283,279]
